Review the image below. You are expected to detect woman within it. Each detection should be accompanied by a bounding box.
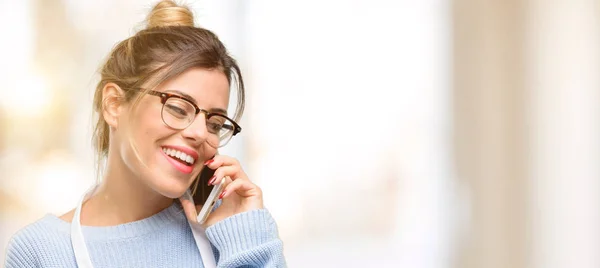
[4,1,285,267]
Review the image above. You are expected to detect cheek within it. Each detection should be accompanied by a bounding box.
[132,103,166,137]
[202,146,218,161]
[121,105,165,157]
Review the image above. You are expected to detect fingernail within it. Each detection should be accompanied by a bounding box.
[204,159,214,165]
[218,190,226,199]
[208,176,216,186]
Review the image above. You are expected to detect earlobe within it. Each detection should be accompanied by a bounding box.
[102,83,125,128]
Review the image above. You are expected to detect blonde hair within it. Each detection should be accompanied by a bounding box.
[92,0,245,180]
[146,0,195,28]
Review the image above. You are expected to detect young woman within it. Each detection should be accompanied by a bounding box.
[4,1,285,267]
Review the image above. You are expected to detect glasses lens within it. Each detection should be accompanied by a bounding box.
[206,114,236,147]
[162,98,195,129]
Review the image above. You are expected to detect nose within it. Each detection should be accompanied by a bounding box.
[181,113,209,146]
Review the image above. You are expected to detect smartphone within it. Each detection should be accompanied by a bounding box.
[192,164,216,205]
[196,176,225,224]
[191,155,225,224]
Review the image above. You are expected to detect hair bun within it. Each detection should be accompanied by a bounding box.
[146,0,194,28]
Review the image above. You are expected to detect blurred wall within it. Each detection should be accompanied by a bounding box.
[526,0,600,267]
[243,1,453,267]
[453,0,600,267]
[453,0,529,267]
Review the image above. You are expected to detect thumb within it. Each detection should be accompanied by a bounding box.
[179,196,199,223]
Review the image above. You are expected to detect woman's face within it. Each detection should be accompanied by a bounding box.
[116,67,230,198]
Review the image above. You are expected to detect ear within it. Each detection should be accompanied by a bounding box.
[102,83,126,129]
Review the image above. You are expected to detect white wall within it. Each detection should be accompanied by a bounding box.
[526,0,600,267]
[241,1,453,266]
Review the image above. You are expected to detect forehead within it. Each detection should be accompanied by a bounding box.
[158,68,230,109]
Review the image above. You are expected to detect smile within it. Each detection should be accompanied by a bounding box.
[162,147,196,166]
[161,146,199,175]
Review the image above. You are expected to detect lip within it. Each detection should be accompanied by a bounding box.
[161,145,199,175]
[161,149,194,174]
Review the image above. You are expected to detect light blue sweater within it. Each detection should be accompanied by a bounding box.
[4,202,286,267]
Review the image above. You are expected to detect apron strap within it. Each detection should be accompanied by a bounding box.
[71,187,96,268]
[183,190,217,268]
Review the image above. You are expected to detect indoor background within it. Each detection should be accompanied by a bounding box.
[0,0,598,267]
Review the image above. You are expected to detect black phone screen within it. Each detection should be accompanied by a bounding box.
[192,164,216,205]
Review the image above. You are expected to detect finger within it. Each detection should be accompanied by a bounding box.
[216,176,232,188]
[209,165,246,185]
[215,176,234,206]
[195,204,203,213]
[219,179,262,199]
[203,155,241,170]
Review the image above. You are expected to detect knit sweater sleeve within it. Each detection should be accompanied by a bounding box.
[4,233,39,268]
[205,209,286,267]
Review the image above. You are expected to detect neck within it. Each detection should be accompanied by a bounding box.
[81,157,173,226]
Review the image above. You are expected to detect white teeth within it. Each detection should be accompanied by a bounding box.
[162,147,195,165]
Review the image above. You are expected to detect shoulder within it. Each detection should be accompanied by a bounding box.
[5,215,72,267]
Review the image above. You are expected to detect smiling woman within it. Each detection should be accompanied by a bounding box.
[4,1,285,267]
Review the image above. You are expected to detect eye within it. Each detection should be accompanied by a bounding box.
[164,103,190,119]
[206,118,224,134]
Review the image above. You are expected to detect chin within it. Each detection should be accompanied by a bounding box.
[147,150,201,199]
[147,172,197,199]
[154,184,191,199]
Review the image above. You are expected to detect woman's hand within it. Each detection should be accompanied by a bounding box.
[179,155,264,227]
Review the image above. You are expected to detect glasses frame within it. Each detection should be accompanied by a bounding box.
[143,89,242,138]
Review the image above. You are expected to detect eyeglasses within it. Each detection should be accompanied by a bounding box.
[144,90,242,148]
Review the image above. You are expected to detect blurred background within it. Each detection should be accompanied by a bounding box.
[0,0,598,267]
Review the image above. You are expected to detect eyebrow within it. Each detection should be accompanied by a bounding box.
[210,108,228,115]
[166,90,228,115]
